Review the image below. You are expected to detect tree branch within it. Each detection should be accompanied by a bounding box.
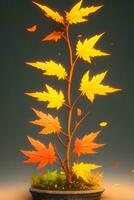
[61,131,68,137]
[63,103,71,109]
[54,144,68,177]
[56,134,67,148]
[71,111,90,139]
[73,55,79,67]
[72,93,82,109]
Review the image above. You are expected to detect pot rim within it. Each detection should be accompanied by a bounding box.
[30,187,105,195]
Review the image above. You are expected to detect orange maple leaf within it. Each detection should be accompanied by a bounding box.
[30,108,62,135]
[26,25,37,32]
[42,31,63,42]
[73,131,105,157]
[20,136,56,169]
[76,108,82,117]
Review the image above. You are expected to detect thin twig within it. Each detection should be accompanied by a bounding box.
[61,130,68,137]
[63,103,71,109]
[62,34,67,41]
[54,144,67,177]
[65,77,69,82]
[72,93,82,109]
[73,55,79,67]
[71,111,90,139]
[56,134,67,148]
[63,159,67,163]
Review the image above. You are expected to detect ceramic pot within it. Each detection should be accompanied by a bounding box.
[30,188,104,200]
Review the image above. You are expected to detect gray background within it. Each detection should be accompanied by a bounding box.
[1,0,134,185]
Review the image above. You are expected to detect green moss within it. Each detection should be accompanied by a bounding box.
[31,170,103,191]
[31,170,67,190]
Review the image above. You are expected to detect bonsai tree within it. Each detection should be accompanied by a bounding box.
[20,0,121,191]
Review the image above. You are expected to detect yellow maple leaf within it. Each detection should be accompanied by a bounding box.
[30,108,62,134]
[99,121,108,127]
[66,0,103,25]
[26,85,65,110]
[26,60,67,80]
[32,1,64,24]
[72,162,102,182]
[80,70,121,102]
[76,33,110,63]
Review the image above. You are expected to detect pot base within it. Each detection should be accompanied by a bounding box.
[30,188,104,200]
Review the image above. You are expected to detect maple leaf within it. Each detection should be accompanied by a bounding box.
[76,33,110,63]
[66,0,103,25]
[112,161,119,169]
[73,131,105,157]
[76,108,82,117]
[99,121,108,127]
[26,25,37,32]
[20,136,56,169]
[42,31,64,42]
[26,85,65,110]
[26,60,67,80]
[80,70,121,102]
[32,1,64,24]
[72,162,102,182]
[30,108,62,135]
[87,171,103,187]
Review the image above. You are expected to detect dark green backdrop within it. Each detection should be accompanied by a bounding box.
[1,0,134,185]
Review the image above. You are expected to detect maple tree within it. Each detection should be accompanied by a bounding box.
[20,0,121,190]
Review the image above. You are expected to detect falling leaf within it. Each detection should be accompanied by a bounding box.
[77,108,82,116]
[42,30,64,42]
[80,70,121,102]
[99,121,108,127]
[66,0,103,25]
[20,136,56,169]
[26,25,37,32]
[32,1,64,24]
[26,85,65,110]
[30,108,62,135]
[72,162,102,182]
[73,131,105,157]
[26,60,67,80]
[112,162,119,169]
[76,33,110,63]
